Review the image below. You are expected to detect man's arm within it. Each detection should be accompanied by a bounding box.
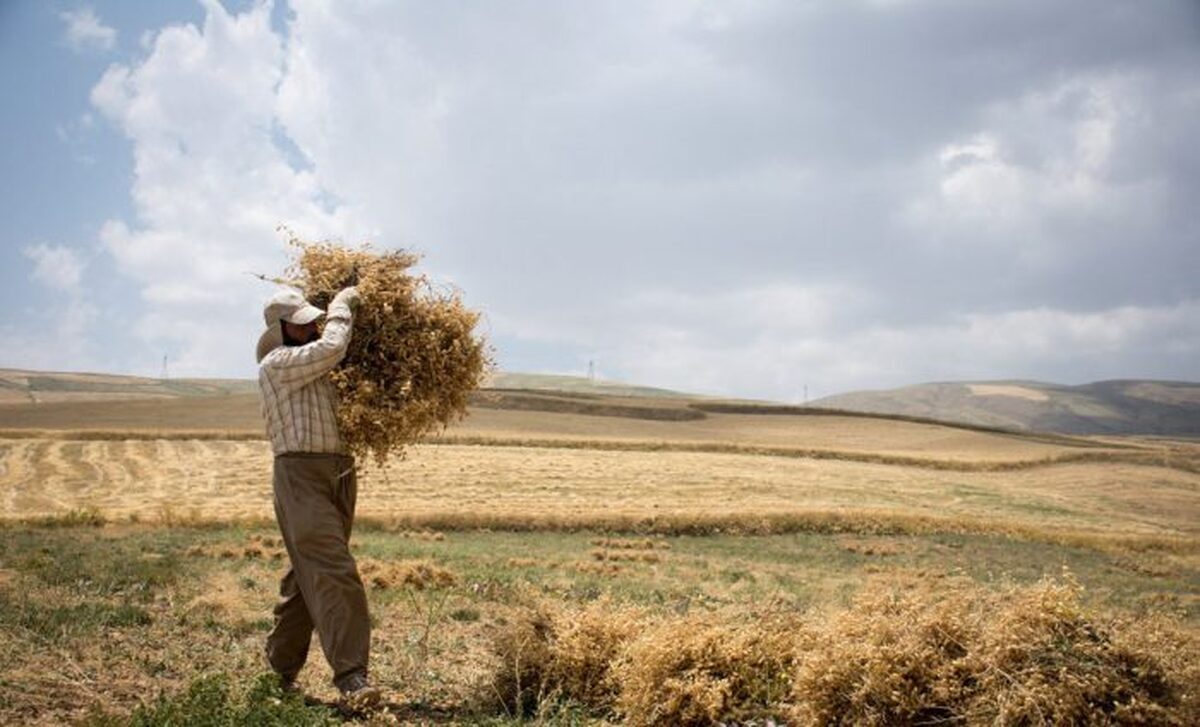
[264,287,360,388]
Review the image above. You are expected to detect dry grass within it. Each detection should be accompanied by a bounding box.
[472,389,706,421]
[489,577,1200,725]
[3,438,1196,550]
[791,575,1200,726]
[286,238,491,463]
[490,599,646,716]
[590,549,662,563]
[591,537,671,550]
[613,611,798,725]
[3,387,1159,465]
[427,433,1200,474]
[2,427,1195,475]
[1,523,1196,724]
[2,383,1197,724]
[357,558,457,591]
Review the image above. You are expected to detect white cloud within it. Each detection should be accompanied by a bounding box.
[23,244,85,291]
[6,245,100,371]
[59,7,117,53]
[74,1,1199,395]
[0,299,100,371]
[90,1,371,377]
[486,279,1199,398]
[602,296,1200,400]
[902,73,1164,271]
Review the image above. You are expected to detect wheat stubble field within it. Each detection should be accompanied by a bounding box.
[1,386,1198,724]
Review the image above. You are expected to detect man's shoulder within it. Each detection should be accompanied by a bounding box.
[259,349,283,370]
[258,348,292,381]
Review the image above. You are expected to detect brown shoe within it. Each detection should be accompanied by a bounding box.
[338,673,382,711]
[280,676,301,696]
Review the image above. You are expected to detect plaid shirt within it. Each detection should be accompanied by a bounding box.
[258,290,356,455]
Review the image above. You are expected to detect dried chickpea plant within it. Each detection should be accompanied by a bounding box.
[279,231,493,463]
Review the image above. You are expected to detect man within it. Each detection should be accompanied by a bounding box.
[255,285,381,709]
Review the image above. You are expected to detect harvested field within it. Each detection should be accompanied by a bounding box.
[1,389,1198,724]
[0,389,1158,462]
[2,438,1198,541]
[0,525,1196,725]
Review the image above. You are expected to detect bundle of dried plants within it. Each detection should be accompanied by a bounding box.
[280,233,492,463]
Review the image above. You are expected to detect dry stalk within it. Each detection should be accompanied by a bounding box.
[278,231,493,463]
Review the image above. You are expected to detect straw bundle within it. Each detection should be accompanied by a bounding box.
[282,235,491,463]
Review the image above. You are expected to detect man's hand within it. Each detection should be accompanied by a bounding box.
[339,264,361,288]
[333,286,361,311]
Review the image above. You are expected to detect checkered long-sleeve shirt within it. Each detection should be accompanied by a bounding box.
[258,289,357,455]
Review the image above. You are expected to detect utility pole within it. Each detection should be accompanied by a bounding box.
[588,360,595,383]
[161,355,169,381]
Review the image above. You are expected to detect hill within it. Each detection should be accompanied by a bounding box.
[0,368,257,404]
[486,371,693,398]
[813,379,1200,435]
[5,368,1198,437]
[0,368,690,404]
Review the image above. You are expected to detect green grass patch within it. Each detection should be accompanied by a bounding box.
[4,524,1196,621]
[345,527,1200,619]
[16,507,108,528]
[0,595,151,641]
[86,672,340,726]
[0,529,187,598]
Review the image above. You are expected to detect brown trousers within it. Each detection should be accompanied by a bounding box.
[266,452,370,689]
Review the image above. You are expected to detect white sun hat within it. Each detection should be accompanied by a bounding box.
[255,288,325,363]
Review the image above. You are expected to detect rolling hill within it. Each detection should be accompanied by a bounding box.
[4,368,1198,436]
[0,368,689,405]
[0,368,258,404]
[813,379,1200,435]
[485,371,693,398]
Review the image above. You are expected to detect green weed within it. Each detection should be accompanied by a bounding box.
[87,672,340,726]
[0,531,183,597]
[0,594,151,641]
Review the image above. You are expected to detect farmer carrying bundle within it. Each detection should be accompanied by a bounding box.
[267,237,492,463]
[253,236,489,708]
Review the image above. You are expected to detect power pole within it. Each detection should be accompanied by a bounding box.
[161,355,169,381]
[588,360,595,383]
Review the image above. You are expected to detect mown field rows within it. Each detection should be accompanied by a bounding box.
[0,390,1162,460]
[1,438,1198,540]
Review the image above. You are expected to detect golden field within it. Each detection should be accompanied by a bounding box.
[1,438,1198,543]
[2,393,1197,540]
[0,389,1198,724]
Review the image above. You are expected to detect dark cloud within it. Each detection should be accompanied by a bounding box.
[385,1,1198,303]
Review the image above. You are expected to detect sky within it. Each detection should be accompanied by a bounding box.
[1,0,1197,402]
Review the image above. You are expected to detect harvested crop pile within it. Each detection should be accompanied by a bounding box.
[613,612,797,725]
[492,599,646,716]
[283,235,491,462]
[357,558,457,590]
[487,577,1199,725]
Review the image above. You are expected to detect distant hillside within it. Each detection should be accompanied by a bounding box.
[813,380,1200,435]
[485,372,693,398]
[0,369,257,404]
[0,368,691,404]
[9,369,1195,436]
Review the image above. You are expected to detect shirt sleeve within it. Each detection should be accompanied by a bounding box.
[262,290,356,388]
